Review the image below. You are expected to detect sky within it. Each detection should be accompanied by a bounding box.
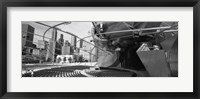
[22,21,94,49]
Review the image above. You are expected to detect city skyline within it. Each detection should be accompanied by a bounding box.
[22,22,97,63]
[21,21,94,47]
[22,21,178,77]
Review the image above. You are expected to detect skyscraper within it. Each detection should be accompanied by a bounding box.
[46,28,57,62]
[55,34,64,55]
[52,28,57,41]
[62,40,71,55]
[37,40,48,61]
[22,24,35,55]
[58,34,64,46]
[22,24,35,47]
[71,35,77,54]
[79,39,83,48]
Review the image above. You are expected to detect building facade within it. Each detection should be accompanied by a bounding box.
[70,35,77,54]
[37,40,49,49]
[46,28,57,62]
[22,24,35,47]
[62,40,71,55]
[55,34,64,55]
[22,24,35,55]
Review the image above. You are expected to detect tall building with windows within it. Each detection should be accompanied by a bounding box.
[22,24,35,55]
[79,39,83,48]
[22,24,35,47]
[62,40,71,55]
[71,35,77,54]
[46,28,57,62]
[58,34,64,46]
[37,40,48,62]
[55,34,64,55]
[55,42,61,55]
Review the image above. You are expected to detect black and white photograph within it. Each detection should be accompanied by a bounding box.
[22,21,178,77]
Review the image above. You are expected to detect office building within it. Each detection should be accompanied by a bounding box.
[46,28,57,62]
[22,24,35,55]
[79,39,83,48]
[62,40,71,55]
[22,24,35,47]
[58,34,64,46]
[71,35,77,54]
[55,34,64,55]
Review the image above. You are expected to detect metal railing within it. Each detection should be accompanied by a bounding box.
[22,22,178,65]
[22,22,103,65]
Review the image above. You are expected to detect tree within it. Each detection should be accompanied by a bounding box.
[57,57,62,63]
[63,57,67,63]
[78,55,83,62]
[68,57,72,63]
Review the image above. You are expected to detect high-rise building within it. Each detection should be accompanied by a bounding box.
[62,40,71,55]
[46,28,57,62]
[22,24,35,47]
[71,35,77,54]
[37,40,48,61]
[52,28,57,42]
[46,40,56,62]
[71,35,76,47]
[58,34,64,46]
[55,34,64,55]
[79,39,83,48]
[22,24,35,55]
